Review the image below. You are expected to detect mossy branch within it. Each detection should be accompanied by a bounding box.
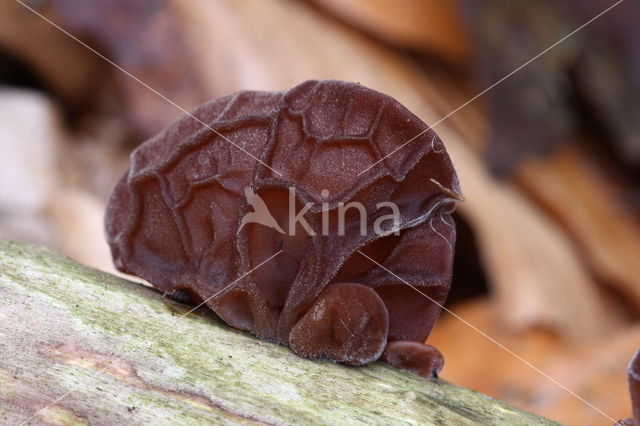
[0,240,559,425]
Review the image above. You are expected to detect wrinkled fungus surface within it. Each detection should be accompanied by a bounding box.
[105,80,461,377]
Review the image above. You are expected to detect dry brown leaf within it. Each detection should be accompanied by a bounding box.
[431,1,640,307]
[441,133,620,340]
[36,0,212,137]
[431,66,640,310]
[0,1,104,106]
[430,298,639,425]
[517,144,640,307]
[311,0,470,63]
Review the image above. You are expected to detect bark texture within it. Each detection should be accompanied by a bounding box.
[0,239,558,425]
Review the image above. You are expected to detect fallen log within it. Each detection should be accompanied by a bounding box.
[0,239,558,425]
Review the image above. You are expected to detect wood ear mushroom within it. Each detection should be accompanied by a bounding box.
[105,80,461,378]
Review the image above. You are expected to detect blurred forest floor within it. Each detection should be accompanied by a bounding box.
[1,1,639,424]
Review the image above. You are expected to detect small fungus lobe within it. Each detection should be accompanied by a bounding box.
[621,349,640,425]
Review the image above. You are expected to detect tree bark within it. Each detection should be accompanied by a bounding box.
[0,239,559,425]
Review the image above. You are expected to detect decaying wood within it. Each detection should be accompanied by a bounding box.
[0,240,558,425]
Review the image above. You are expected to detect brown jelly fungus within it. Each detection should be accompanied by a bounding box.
[105,80,461,377]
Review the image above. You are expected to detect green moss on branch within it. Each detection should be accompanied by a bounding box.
[0,240,559,425]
